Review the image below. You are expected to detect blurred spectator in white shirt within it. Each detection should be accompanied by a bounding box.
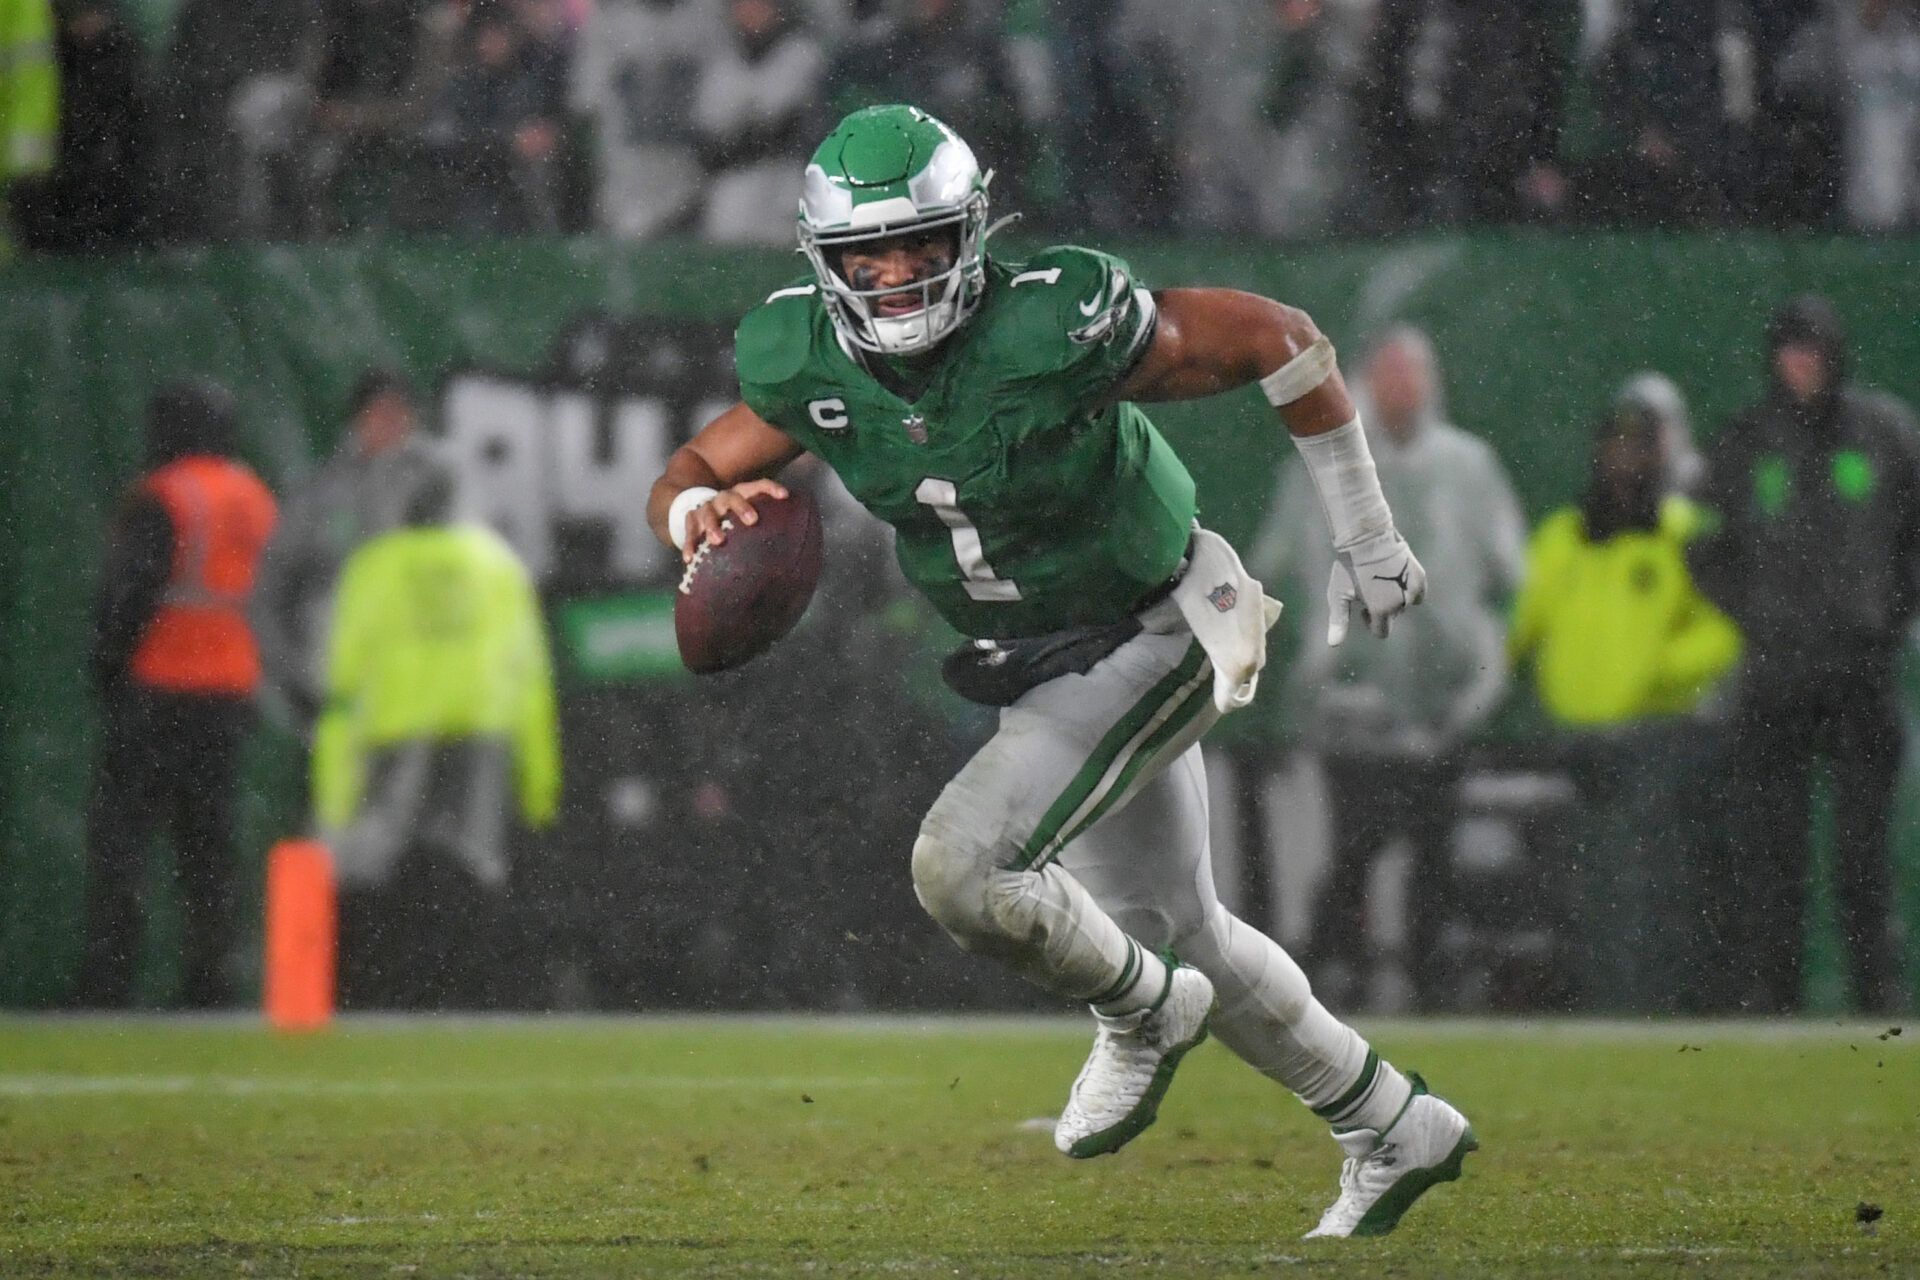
[1250,326,1528,1010]
[567,0,719,239]
[1783,0,1920,230]
[1253,0,1374,239]
[692,0,825,245]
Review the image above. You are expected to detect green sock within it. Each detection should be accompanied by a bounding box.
[1314,1049,1414,1134]
[1090,941,1171,1018]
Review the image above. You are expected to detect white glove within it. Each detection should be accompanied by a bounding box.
[1327,529,1426,645]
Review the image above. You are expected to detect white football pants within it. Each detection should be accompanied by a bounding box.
[911,609,1372,1109]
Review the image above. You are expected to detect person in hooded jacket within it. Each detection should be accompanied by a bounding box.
[1508,403,1742,1011]
[75,380,278,1007]
[1690,295,1920,1013]
[312,471,559,1008]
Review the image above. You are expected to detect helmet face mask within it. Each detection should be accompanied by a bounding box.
[798,106,990,357]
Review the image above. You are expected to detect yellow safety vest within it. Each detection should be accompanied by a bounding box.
[312,524,560,829]
[1,0,57,181]
[1509,497,1742,726]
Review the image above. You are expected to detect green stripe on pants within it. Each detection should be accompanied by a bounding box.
[1014,644,1210,872]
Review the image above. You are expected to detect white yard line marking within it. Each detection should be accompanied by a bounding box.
[0,1074,910,1098]
[1349,1017,1914,1044]
[2,1011,1905,1042]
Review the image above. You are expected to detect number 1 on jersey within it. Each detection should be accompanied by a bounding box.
[914,478,1021,602]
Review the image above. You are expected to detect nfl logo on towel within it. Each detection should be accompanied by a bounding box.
[1207,582,1237,612]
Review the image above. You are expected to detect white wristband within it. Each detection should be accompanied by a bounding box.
[1259,336,1336,407]
[667,486,719,549]
[1290,416,1394,551]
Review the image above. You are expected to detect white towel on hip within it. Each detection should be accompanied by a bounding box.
[1168,526,1285,713]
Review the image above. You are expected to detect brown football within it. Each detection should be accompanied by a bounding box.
[673,489,825,674]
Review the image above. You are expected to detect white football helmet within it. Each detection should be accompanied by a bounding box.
[797,104,991,357]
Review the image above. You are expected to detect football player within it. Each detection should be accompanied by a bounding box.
[647,105,1475,1238]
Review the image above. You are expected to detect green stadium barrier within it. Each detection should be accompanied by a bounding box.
[3,231,1917,1009]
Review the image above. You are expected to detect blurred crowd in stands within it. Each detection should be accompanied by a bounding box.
[7,0,1920,256]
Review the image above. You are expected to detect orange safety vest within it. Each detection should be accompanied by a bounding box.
[128,456,278,694]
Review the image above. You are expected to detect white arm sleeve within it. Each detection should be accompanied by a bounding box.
[1289,417,1395,551]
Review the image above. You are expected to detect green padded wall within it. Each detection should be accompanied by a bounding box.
[4,232,1917,1006]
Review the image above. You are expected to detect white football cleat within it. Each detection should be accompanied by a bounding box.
[1304,1074,1477,1239]
[1054,964,1214,1158]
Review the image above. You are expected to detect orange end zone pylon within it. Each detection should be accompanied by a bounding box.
[264,839,337,1031]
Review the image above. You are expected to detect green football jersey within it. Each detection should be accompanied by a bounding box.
[735,245,1197,640]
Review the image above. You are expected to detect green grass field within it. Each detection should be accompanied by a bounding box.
[1,1015,1913,1278]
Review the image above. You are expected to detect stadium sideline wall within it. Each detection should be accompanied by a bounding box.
[3,232,1918,1008]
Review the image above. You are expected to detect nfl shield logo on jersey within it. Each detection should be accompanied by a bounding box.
[1207,582,1237,613]
[902,413,929,444]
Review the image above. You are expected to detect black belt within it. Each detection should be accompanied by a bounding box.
[943,535,1197,707]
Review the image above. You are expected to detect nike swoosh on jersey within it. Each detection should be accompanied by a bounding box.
[1079,268,1129,317]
